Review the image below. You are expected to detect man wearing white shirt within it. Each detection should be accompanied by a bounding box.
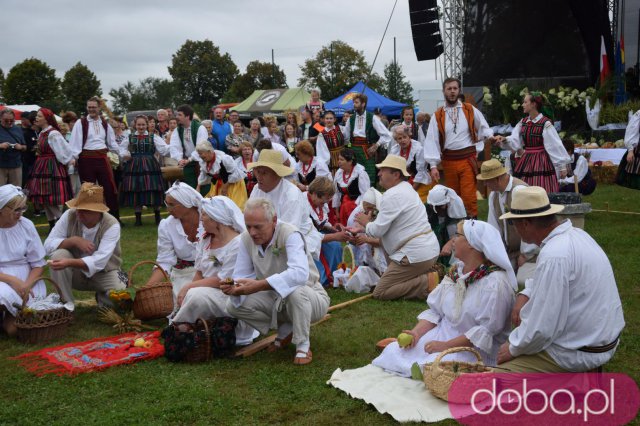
[423,78,495,218]
[45,183,124,308]
[497,187,624,372]
[69,97,122,220]
[224,198,329,365]
[343,93,392,184]
[350,155,440,300]
[169,104,208,189]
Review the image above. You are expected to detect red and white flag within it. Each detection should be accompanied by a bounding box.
[600,35,611,83]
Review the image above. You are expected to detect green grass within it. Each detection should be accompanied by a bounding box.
[0,185,638,425]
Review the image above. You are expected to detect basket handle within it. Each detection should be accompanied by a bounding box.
[343,244,355,271]
[431,346,484,377]
[196,317,211,361]
[128,260,170,290]
[21,276,66,309]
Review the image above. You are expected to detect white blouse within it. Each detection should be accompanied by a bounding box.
[156,216,200,273]
[294,157,330,186]
[121,131,170,158]
[42,126,74,165]
[195,150,243,186]
[624,110,640,150]
[390,140,431,185]
[194,233,241,280]
[332,164,371,208]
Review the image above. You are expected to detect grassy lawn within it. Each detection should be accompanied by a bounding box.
[0,184,638,425]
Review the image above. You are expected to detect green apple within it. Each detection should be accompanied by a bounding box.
[397,332,413,348]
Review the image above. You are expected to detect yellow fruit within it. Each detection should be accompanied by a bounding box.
[143,341,152,349]
[397,333,413,348]
[134,338,146,347]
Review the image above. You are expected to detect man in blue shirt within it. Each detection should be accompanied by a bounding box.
[211,107,231,153]
[0,109,27,186]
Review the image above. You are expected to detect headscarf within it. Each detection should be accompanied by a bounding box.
[201,196,245,234]
[426,184,466,219]
[361,188,382,209]
[165,181,203,209]
[0,185,25,209]
[39,108,61,132]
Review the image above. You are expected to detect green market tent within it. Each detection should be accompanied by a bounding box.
[231,88,311,117]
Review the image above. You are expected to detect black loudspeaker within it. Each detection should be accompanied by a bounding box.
[409,0,444,61]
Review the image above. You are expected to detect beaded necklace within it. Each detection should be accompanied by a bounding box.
[301,157,314,175]
[445,105,459,134]
[342,167,354,184]
[447,263,503,287]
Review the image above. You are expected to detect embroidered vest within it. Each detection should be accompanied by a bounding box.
[349,112,380,144]
[80,117,109,147]
[434,103,477,151]
[66,210,122,272]
[321,126,344,149]
[177,120,201,159]
[519,116,549,149]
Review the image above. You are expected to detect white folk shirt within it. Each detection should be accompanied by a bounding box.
[294,157,330,185]
[156,216,200,273]
[423,101,493,168]
[390,140,431,185]
[508,220,625,371]
[194,233,240,280]
[365,181,439,263]
[195,150,244,186]
[332,164,371,208]
[343,112,392,148]
[169,124,209,161]
[68,117,120,158]
[559,155,589,185]
[41,126,74,165]
[121,132,170,158]
[250,179,322,259]
[44,209,120,278]
[624,110,640,150]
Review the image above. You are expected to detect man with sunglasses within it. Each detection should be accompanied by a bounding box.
[0,109,26,186]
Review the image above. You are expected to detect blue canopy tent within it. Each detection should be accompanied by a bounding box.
[323,81,407,117]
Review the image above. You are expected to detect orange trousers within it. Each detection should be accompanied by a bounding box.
[441,157,477,217]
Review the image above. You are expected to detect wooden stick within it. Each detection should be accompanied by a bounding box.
[591,209,640,216]
[328,293,373,312]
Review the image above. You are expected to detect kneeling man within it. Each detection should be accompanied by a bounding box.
[224,198,330,365]
[45,183,125,308]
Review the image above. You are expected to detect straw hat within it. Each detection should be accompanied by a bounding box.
[499,186,564,220]
[375,154,410,177]
[476,159,507,180]
[247,149,294,177]
[66,182,109,212]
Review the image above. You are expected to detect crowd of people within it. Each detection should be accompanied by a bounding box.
[0,78,628,375]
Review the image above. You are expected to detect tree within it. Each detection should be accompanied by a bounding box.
[223,60,288,102]
[61,62,102,113]
[298,40,382,101]
[109,77,176,114]
[381,61,414,105]
[168,39,238,110]
[4,58,61,108]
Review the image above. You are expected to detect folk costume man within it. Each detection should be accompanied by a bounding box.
[68,97,123,220]
[343,93,392,184]
[423,78,495,218]
[169,104,208,189]
[350,155,440,300]
[497,187,624,372]
[45,183,125,308]
[224,198,330,365]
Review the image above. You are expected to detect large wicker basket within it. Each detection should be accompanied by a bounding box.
[129,261,174,320]
[15,277,73,344]
[183,318,212,363]
[423,347,493,403]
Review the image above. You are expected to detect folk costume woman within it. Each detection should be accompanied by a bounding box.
[282,123,300,156]
[499,93,571,193]
[294,140,330,192]
[119,115,169,226]
[389,124,432,203]
[373,220,515,377]
[315,110,345,174]
[235,141,257,196]
[194,141,247,210]
[172,196,259,345]
[332,149,370,225]
[618,109,640,190]
[26,108,74,229]
[426,184,467,265]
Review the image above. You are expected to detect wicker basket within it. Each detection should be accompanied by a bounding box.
[183,318,211,363]
[15,277,73,344]
[423,347,493,402]
[129,260,174,320]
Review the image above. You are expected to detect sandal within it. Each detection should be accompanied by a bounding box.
[293,350,313,365]
[266,333,293,353]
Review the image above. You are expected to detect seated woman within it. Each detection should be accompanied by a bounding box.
[426,184,467,265]
[294,140,330,192]
[558,139,597,195]
[235,141,257,196]
[345,188,387,275]
[147,182,203,303]
[0,185,47,336]
[306,177,349,286]
[372,220,516,377]
[172,197,259,345]
[333,148,370,226]
[194,141,247,210]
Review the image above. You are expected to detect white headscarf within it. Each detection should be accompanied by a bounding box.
[165,182,203,209]
[361,188,382,208]
[0,185,25,209]
[201,196,245,233]
[426,184,467,219]
[463,219,517,290]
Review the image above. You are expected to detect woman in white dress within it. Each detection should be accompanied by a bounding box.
[172,196,258,345]
[372,220,516,377]
[332,148,370,225]
[145,182,202,305]
[0,185,47,335]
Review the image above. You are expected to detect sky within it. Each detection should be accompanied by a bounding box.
[1,0,444,104]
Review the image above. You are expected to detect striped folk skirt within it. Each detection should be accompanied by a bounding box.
[26,154,73,206]
[119,154,166,207]
[513,147,559,193]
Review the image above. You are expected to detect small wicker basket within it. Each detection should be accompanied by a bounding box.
[183,318,211,363]
[15,277,73,344]
[129,260,174,320]
[423,347,494,402]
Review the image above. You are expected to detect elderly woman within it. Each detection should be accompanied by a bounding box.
[0,186,47,335]
[294,140,330,192]
[225,122,247,158]
[172,196,259,345]
[426,184,467,264]
[147,182,203,302]
[194,141,247,209]
[201,119,223,152]
[372,220,516,377]
[246,118,263,146]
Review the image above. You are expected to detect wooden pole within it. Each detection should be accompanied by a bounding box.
[327,293,373,312]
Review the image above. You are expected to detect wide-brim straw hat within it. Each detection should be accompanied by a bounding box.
[247,149,294,177]
[476,159,507,180]
[375,154,410,177]
[66,182,109,212]
[499,186,564,220]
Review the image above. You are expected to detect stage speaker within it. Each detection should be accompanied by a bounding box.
[409,0,444,61]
